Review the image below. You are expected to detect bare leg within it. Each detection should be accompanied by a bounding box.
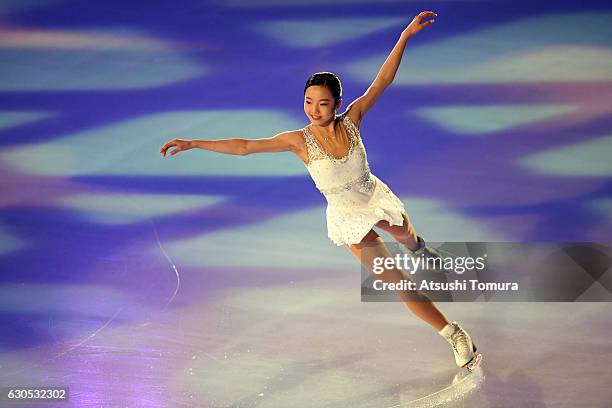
[347,228,449,331]
[374,212,419,252]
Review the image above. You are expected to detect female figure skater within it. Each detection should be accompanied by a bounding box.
[161,11,481,371]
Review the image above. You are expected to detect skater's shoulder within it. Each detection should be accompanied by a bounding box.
[270,128,307,141]
[276,129,308,149]
[339,106,362,132]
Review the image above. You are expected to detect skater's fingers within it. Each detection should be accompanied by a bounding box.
[422,19,435,27]
[161,140,178,156]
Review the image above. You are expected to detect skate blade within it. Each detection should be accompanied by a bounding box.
[465,352,483,372]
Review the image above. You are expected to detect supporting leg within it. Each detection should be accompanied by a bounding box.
[346,228,449,331]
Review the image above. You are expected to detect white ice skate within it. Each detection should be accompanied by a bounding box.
[439,321,482,372]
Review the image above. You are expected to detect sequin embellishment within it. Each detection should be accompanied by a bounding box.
[303,114,357,167]
[300,111,407,247]
[319,171,375,195]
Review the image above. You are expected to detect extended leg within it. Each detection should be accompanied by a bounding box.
[346,228,449,331]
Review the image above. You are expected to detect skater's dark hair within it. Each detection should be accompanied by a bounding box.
[304,72,342,105]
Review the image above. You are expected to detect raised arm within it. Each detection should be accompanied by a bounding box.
[345,11,437,125]
[160,130,302,157]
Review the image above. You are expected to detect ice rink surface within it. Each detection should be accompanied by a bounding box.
[1,0,611,406]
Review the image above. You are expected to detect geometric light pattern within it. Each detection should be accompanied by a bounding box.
[152,205,355,270]
[587,198,612,221]
[219,0,410,5]
[153,197,504,271]
[411,105,576,135]
[0,46,206,91]
[0,110,309,176]
[0,224,25,255]
[346,13,612,84]
[0,111,55,131]
[52,193,228,225]
[253,17,405,47]
[519,135,612,176]
[395,197,507,241]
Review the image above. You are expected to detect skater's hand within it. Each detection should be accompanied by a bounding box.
[160,138,193,157]
[404,11,437,36]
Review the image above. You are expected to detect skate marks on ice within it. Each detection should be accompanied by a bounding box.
[388,363,485,408]
[151,222,181,312]
[1,224,181,378]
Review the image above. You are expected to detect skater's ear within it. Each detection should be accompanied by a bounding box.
[335,97,343,111]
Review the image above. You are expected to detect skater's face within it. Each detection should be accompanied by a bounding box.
[304,85,341,125]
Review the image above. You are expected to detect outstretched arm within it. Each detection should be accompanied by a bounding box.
[160,131,300,157]
[346,11,437,123]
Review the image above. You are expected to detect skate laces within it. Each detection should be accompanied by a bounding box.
[450,324,470,355]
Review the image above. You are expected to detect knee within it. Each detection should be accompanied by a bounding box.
[362,229,382,243]
[401,218,418,241]
[397,229,419,251]
[402,214,417,233]
[397,223,417,243]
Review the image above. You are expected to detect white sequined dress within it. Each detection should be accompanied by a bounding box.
[302,112,408,246]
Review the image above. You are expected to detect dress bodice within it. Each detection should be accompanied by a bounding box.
[301,113,407,246]
[302,113,375,201]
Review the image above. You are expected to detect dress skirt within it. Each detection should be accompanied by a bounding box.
[325,174,407,246]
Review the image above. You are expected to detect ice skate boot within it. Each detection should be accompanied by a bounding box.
[438,321,482,371]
